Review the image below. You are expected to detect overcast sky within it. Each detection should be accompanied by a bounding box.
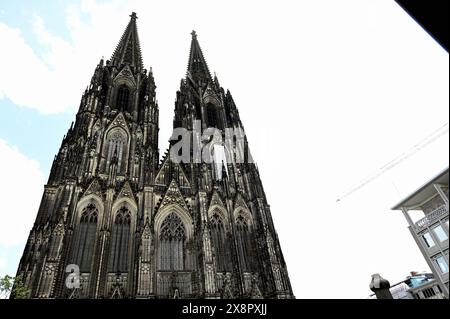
[0,0,448,298]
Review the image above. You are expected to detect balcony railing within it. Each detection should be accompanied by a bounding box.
[415,205,449,230]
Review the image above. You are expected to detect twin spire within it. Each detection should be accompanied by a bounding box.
[110,13,212,83]
[110,12,144,71]
[187,30,212,83]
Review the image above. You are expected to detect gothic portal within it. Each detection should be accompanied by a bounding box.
[15,12,294,299]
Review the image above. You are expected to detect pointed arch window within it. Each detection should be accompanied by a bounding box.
[236,215,253,272]
[116,84,130,112]
[158,212,186,271]
[73,204,98,272]
[210,213,228,272]
[106,131,126,172]
[206,103,219,128]
[108,207,131,272]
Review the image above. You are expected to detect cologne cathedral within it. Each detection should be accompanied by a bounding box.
[15,13,294,299]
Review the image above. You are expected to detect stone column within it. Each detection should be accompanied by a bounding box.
[199,192,218,298]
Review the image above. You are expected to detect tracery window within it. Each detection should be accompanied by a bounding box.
[106,131,125,172]
[210,213,228,272]
[116,84,130,112]
[235,215,253,272]
[108,207,131,272]
[73,204,98,272]
[206,103,218,128]
[158,212,186,271]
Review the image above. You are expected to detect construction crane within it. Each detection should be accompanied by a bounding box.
[336,122,449,202]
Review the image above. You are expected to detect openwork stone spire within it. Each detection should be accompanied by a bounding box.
[110,12,144,71]
[15,13,294,300]
[186,30,212,83]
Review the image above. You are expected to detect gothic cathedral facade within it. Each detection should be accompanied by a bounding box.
[15,13,294,299]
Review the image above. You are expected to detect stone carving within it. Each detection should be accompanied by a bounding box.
[15,13,294,300]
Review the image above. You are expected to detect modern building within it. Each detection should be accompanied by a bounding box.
[14,13,294,299]
[392,168,449,298]
[408,273,446,299]
[369,272,445,299]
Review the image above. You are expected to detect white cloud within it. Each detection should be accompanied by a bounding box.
[0,22,75,114]
[0,139,44,247]
[0,8,111,114]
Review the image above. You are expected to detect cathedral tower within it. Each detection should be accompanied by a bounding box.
[15,13,294,299]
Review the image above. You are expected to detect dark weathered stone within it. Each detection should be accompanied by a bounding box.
[15,13,294,299]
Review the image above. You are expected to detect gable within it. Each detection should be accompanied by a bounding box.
[158,179,189,211]
[116,181,135,202]
[209,191,225,208]
[234,193,249,212]
[84,179,103,198]
[155,151,190,188]
[113,65,136,88]
[106,113,130,136]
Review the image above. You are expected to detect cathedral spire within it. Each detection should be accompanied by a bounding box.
[110,12,144,71]
[187,30,212,84]
[17,17,295,300]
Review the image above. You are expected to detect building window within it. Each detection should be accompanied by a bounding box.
[210,213,228,272]
[206,103,218,128]
[108,207,131,272]
[236,215,253,272]
[158,212,186,271]
[422,232,435,248]
[435,255,449,273]
[106,131,126,172]
[73,204,98,272]
[116,85,130,112]
[433,225,448,242]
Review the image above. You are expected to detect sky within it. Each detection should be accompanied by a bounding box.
[0,0,448,298]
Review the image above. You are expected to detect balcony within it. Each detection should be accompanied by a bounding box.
[415,205,449,231]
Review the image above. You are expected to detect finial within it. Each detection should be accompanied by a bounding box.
[130,12,137,20]
[191,30,197,39]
